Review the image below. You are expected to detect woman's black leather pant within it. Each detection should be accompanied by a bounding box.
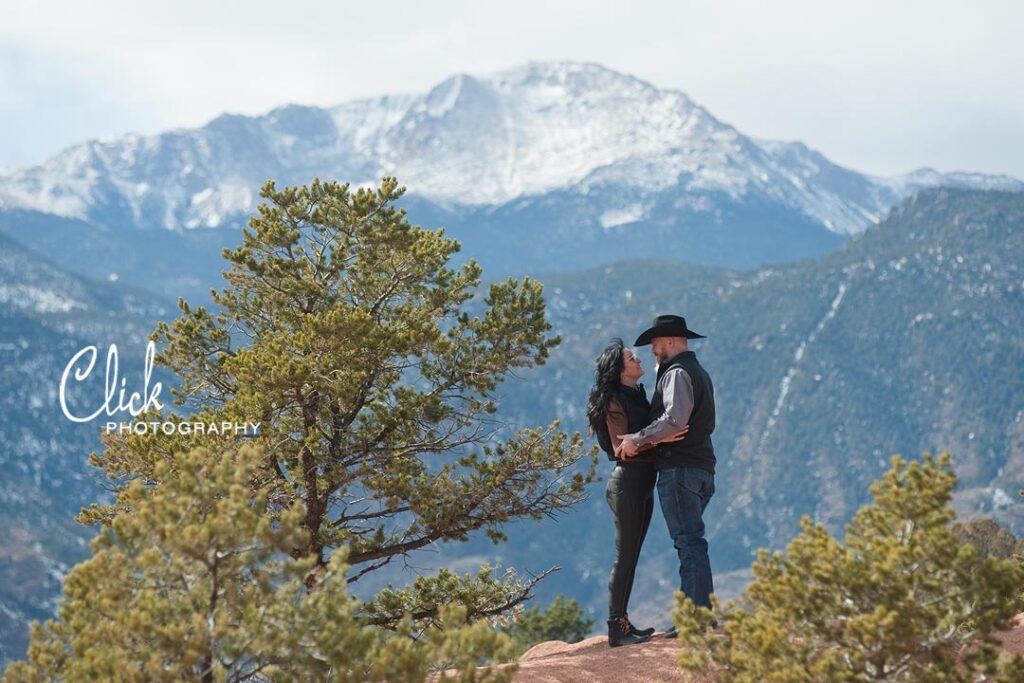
[605,462,657,619]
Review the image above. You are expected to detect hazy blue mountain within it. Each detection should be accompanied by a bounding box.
[2,62,1020,302]
[0,232,172,664]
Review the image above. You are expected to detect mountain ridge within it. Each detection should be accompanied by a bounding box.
[2,61,1019,239]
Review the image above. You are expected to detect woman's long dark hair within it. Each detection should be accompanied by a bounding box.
[586,338,626,436]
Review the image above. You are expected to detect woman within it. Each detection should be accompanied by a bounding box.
[587,338,687,647]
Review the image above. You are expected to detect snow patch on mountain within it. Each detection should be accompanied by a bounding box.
[0,284,86,314]
[600,204,646,229]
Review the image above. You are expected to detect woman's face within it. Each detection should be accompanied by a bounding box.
[619,348,644,385]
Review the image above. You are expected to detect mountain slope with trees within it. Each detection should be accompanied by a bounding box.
[1,187,1021,663]
[478,187,1024,624]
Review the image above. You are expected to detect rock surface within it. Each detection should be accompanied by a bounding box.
[486,614,1024,682]
[513,632,692,682]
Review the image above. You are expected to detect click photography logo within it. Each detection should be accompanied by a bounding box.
[58,339,260,436]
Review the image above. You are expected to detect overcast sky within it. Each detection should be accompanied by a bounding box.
[3,0,1022,178]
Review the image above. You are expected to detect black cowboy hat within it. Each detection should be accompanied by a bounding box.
[634,314,706,346]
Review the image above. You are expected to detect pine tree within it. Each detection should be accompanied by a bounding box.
[3,177,596,679]
[674,453,1024,682]
[78,177,595,627]
[2,443,516,682]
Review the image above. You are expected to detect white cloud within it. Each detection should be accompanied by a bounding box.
[2,0,1023,177]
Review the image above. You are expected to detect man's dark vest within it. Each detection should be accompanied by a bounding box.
[596,383,653,464]
[649,351,716,473]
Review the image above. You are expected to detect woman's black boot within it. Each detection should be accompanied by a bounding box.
[625,614,655,638]
[608,616,651,647]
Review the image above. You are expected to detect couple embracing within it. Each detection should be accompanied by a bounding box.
[586,314,717,647]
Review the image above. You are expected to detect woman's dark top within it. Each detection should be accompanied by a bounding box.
[598,383,656,464]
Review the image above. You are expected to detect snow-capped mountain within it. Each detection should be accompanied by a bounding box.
[2,61,1019,242]
[3,69,1024,661]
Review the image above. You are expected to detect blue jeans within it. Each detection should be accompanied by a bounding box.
[656,467,715,609]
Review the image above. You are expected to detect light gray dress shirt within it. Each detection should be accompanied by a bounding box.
[630,367,694,447]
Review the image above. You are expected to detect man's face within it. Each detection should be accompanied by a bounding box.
[650,337,672,363]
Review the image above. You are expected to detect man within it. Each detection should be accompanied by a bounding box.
[620,314,716,636]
